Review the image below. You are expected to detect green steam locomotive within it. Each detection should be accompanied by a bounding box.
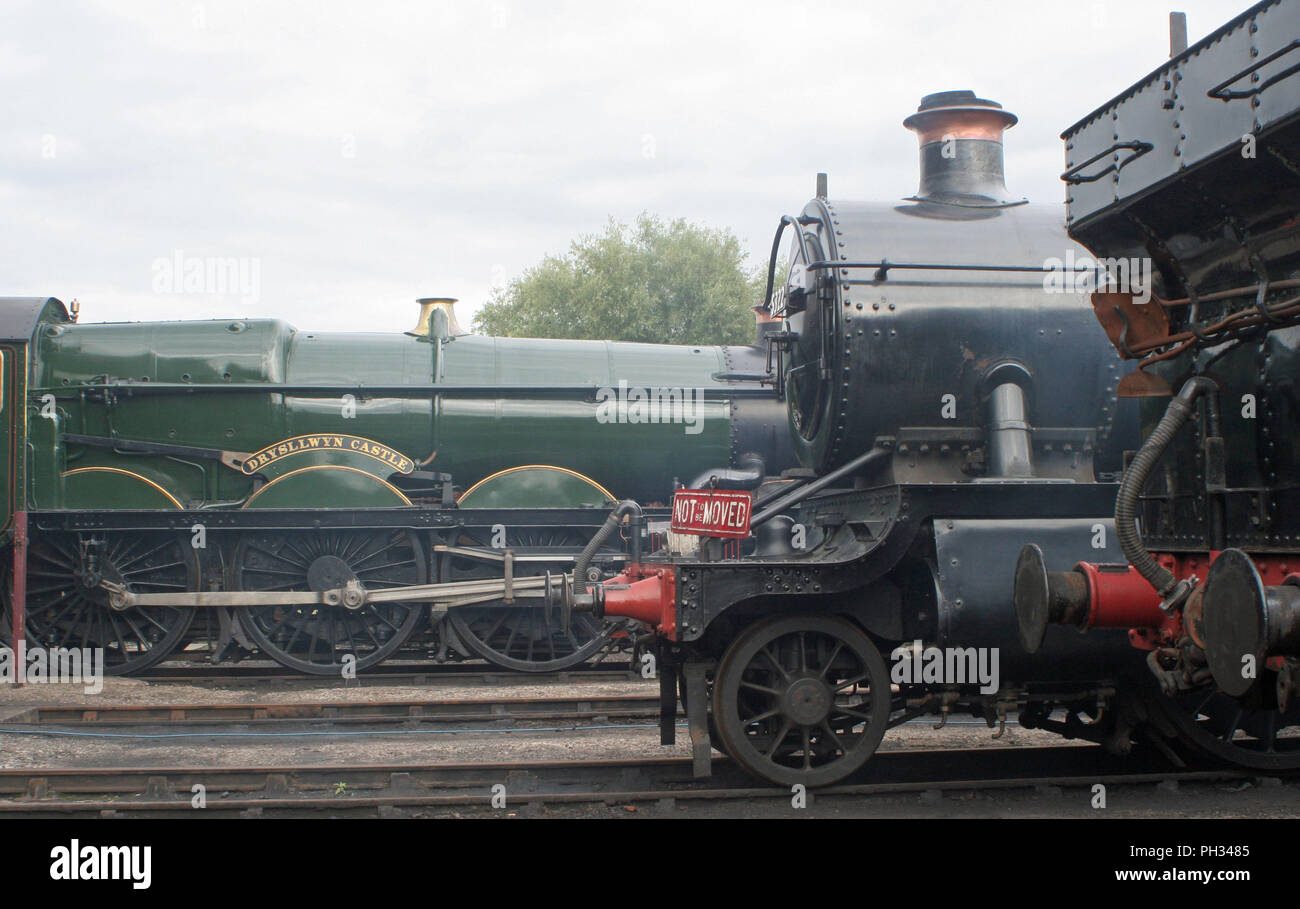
[0,296,793,674]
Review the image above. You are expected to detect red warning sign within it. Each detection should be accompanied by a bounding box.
[670,489,753,538]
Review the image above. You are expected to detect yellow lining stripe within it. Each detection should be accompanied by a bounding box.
[60,467,184,509]
[459,464,616,502]
[243,464,413,508]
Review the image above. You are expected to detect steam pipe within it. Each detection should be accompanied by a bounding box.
[1115,376,1218,610]
[762,214,818,311]
[686,452,765,491]
[751,447,889,528]
[987,382,1034,477]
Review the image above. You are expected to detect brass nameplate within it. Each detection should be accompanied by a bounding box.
[241,434,414,475]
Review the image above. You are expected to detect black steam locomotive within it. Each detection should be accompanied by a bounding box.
[586,88,1146,786]
[588,0,1300,786]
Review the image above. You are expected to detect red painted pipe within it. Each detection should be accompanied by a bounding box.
[1074,561,1165,629]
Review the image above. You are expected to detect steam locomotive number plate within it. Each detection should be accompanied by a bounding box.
[671,489,753,538]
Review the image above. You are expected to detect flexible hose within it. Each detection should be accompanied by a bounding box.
[574,500,641,591]
[1115,376,1216,596]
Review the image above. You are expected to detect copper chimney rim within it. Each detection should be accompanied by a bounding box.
[903,90,1017,143]
[903,90,1025,209]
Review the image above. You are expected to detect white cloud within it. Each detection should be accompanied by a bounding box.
[1,0,1251,331]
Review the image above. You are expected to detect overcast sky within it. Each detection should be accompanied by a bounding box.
[2,0,1251,333]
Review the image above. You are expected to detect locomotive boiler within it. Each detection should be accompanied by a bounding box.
[24,297,791,509]
[0,295,794,675]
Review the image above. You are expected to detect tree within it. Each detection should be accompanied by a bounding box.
[472,213,765,345]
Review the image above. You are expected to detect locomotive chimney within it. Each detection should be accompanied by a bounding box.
[410,297,466,338]
[903,90,1025,208]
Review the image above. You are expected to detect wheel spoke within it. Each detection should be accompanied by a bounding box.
[117,611,153,651]
[115,540,175,573]
[481,611,510,643]
[241,566,313,579]
[1262,710,1278,753]
[743,708,781,726]
[758,646,792,682]
[135,608,175,635]
[16,532,192,673]
[246,542,308,569]
[341,612,360,658]
[833,705,873,721]
[279,539,315,569]
[352,555,414,575]
[819,641,844,678]
[762,721,792,758]
[712,618,891,785]
[281,615,306,654]
[503,619,520,656]
[233,531,424,674]
[360,617,383,649]
[442,527,611,672]
[819,722,848,755]
[1191,689,1217,718]
[1220,706,1245,744]
[106,613,130,655]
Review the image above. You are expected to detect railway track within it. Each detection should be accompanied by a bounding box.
[133,660,642,688]
[2,693,663,729]
[0,745,1276,817]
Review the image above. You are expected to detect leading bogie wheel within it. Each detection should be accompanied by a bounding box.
[712,613,891,787]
